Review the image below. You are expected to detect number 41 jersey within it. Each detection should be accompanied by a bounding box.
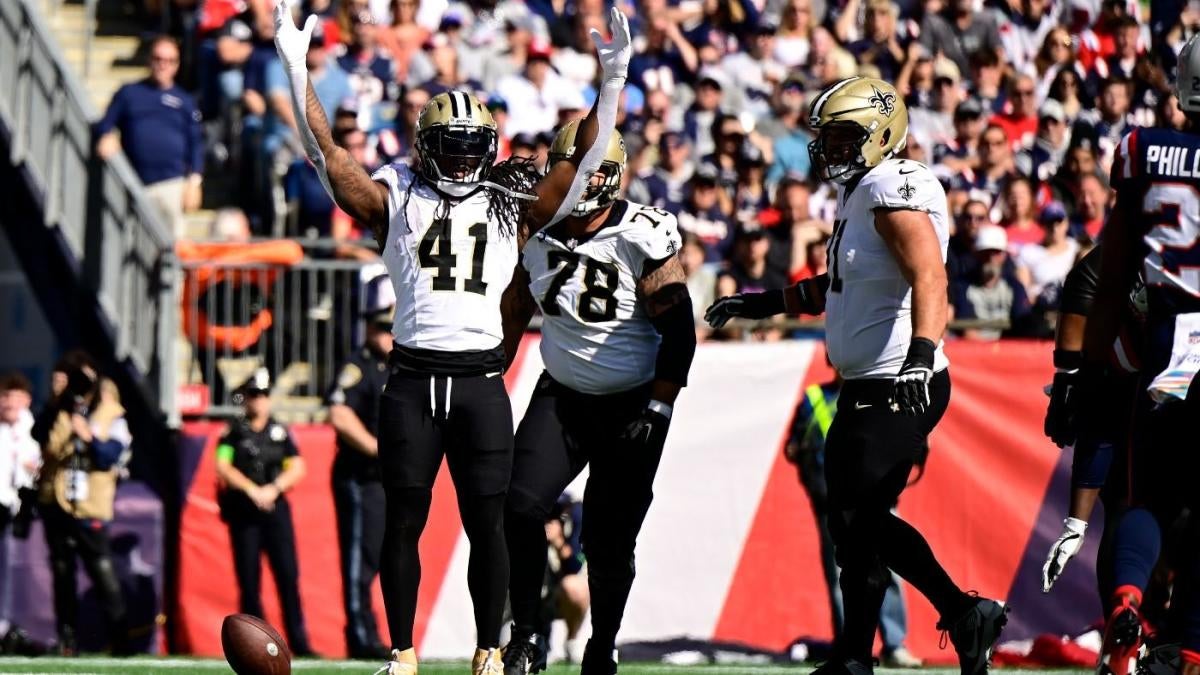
[523,200,682,395]
[1111,127,1200,315]
[372,162,519,352]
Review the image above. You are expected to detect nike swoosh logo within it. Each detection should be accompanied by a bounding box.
[899,169,917,175]
[486,372,502,378]
[855,402,872,410]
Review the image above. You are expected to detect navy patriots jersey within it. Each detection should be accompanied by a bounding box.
[1111,127,1200,315]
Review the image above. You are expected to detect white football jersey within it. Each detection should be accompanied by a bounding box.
[372,163,519,351]
[824,159,951,379]
[523,200,683,395]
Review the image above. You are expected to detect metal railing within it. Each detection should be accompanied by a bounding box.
[180,258,382,418]
[0,0,178,425]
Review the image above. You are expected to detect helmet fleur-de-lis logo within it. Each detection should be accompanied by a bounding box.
[868,86,896,116]
[898,179,916,200]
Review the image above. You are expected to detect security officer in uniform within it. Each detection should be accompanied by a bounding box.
[216,368,314,656]
[326,274,393,659]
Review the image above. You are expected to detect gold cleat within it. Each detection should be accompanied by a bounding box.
[472,647,504,675]
[373,648,418,675]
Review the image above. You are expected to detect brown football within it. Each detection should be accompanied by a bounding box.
[221,613,292,675]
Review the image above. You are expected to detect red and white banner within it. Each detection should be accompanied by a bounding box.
[176,338,1083,661]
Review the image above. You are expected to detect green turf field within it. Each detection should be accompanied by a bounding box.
[0,659,1089,675]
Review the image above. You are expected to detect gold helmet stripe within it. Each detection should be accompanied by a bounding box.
[810,76,861,123]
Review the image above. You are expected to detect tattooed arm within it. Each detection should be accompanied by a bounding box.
[300,80,389,247]
[639,254,696,405]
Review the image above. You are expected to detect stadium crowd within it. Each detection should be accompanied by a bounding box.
[101,0,1199,341]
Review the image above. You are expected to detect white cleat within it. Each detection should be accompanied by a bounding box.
[373,647,418,675]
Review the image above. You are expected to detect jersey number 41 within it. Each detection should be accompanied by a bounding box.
[418,218,488,295]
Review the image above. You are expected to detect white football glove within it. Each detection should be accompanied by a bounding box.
[273,0,318,72]
[1042,517,1087,593]
[591,7,632,84]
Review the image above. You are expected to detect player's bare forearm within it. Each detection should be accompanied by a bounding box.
[639,255,689,318]
[304,80,388,242]
[502,267,538,369]
[876,209,947,342]
[1069,486,1100,522]
[1056,313,1087,353]
[329,404,378,457]
[1084,208,1138,364]
[526,104,603,231]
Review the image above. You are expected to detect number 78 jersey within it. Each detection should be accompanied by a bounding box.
[373,163,519,351]
[523,200,683,395]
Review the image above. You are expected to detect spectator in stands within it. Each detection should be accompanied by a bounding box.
[1016,100,1072,182]
[679,232,716,340]
[419,33,483,98]
[733,142,770,228]
[999,176,1042,253]
[628,14,698,95]
[33,351,131,655]
[1158,92,1189,131]
[763,76,813,183]
[700,113,749,215]
[377,86,429,164]
[716,226,787,341]
[947,199,992,289]
[990,74,1040,151]
[375,0,429,83]
[721,24,787,120]
[0,373,38,537]
[1015,201,1079,311]
[678,165,735,264]
[552,12,604,92]
[772,0,816,67]
[336,10,400,133]
[1079,75,1136,163]
[1071,173,1111,242]
[919,0,1004,77]
[482,12,539,92]
[934,99,985,174]
[964,50,1005,114]
[95,35,203,239]
[996,0,1057,73]
[1032,28,1079,101]
[684,72,725,157]
[769,177,830,281]
[1087,17,1141,88]
[953,123,1017,197]
[908,75,961,152]
[639,131,694,211]
[846,0,907,82]
[1076,0,1135,72]
[496,40,573,138]
[1049,137,1101,214]
[216,369,314,657]
[952,225,1032,340]
[1047,66,1088,122]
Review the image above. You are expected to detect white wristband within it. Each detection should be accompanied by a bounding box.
[647,400,673,419]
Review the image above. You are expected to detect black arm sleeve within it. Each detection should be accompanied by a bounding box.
[650,294,698,387]
[1060,244,1103,316]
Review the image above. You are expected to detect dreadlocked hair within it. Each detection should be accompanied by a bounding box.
[485,156,541,238]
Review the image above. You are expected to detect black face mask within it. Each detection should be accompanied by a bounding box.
[808,123,869,182]
[420,126,497,183]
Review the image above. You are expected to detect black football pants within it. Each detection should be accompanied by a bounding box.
[226,497,312,654]
[825,371,969,662]
[42,503,126,652]
[333,475,386,655]
[377,370,513,651]
[506,372,663,656]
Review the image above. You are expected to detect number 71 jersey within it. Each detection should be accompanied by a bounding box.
[523,200,683,395]
[373,163,519,351]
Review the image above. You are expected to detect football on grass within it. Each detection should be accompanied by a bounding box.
[221,613,292,675]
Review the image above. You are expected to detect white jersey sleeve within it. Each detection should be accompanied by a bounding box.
[861,160,945,214]
[620,204,684,273]
[371,162,417,222]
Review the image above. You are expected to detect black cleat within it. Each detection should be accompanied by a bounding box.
[937,596,1009,675]
[503,630,546,675]
[579,640,618,675]
[809,658,875,675]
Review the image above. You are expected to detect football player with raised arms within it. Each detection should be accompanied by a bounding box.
[272,0,631,673]
[1076,33,1200,675]
[705,77,1006,675]
[499,122,696,675]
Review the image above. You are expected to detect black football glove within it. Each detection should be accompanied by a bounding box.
[621,403,671,450]
[1045,369,1080,448]
[892,338,936,416]
[704,289,785,328]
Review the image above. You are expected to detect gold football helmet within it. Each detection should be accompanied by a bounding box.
[547,119,627,217]
[807,77,908,183]
[414,91,498,196]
